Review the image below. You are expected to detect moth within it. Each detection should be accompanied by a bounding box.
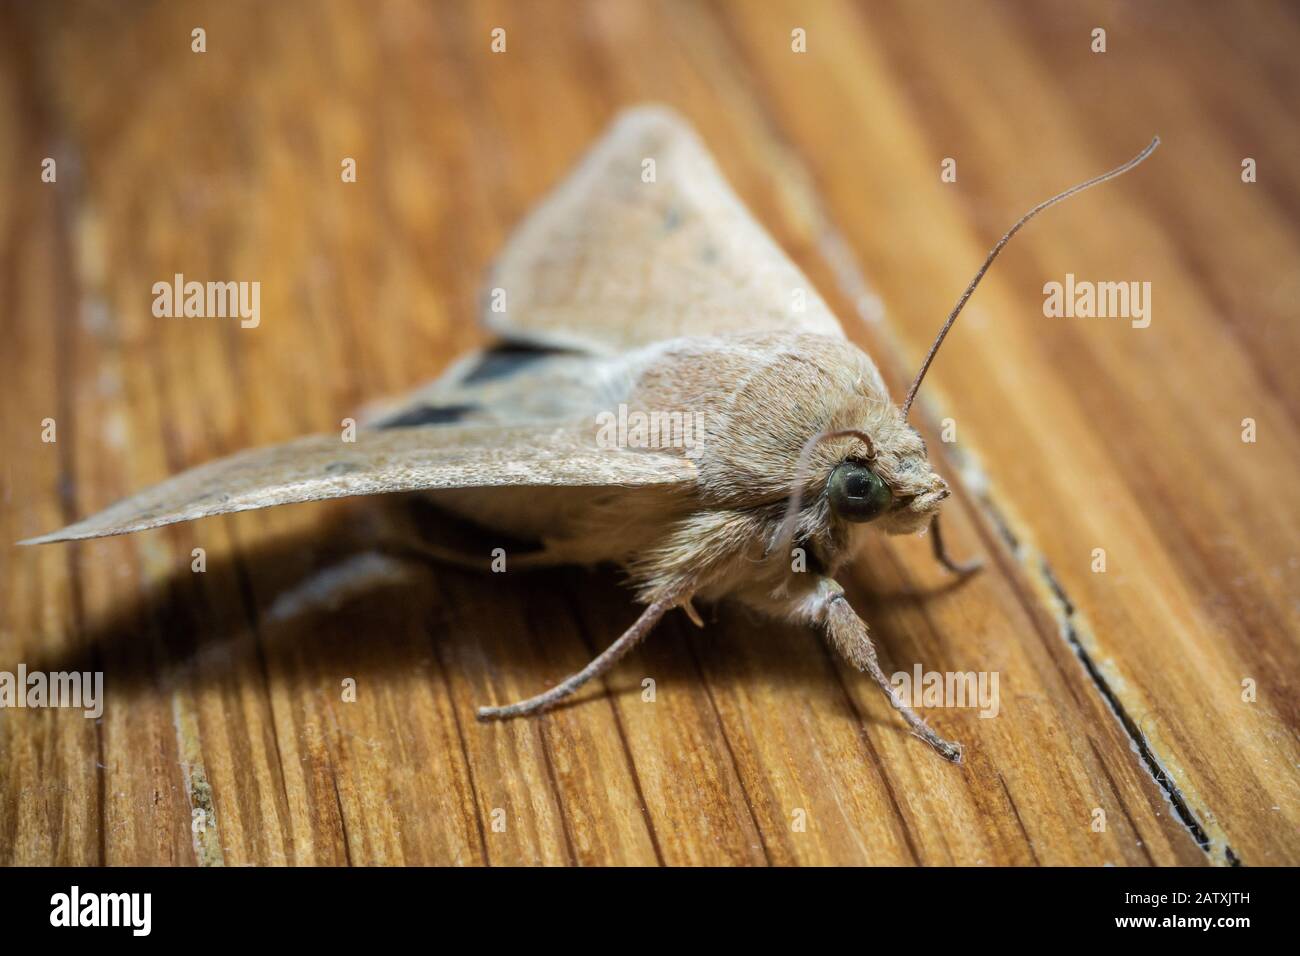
[23,107,1157,762]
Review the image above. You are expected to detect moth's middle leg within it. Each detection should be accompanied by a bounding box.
[475,592,683,720]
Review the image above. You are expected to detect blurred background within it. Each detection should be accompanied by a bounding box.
[0,0,1296,866]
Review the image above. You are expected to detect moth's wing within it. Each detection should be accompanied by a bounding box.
[20,424,695,544]
[362,345,620,430]
[483,104,845,354]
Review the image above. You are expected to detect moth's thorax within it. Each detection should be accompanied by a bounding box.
[625,332,885,495]
[624,331,945,527]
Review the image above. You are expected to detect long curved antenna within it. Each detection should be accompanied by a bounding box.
[901,136,1160,418]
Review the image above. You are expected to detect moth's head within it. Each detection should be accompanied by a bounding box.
[798,400,947,540]
[822,417,948,536]
[684,334,948,547]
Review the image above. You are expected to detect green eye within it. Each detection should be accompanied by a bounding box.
[828,462,892,522]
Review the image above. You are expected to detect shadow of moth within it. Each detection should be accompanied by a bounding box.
[22,106,1157,762]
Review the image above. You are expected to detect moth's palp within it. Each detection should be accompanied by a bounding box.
[929,514,983,576]
[770,428,875,561]
[901,136,1161,418]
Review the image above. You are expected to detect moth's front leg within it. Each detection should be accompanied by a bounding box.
[811,578,964,763]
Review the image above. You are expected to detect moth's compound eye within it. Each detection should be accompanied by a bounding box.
[828,462,892,523]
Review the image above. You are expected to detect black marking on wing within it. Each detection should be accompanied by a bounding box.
[375,404,479,429]
[460,343,563,385]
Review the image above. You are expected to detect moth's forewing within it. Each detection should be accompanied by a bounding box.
[365,345,627,430]
[483,105,845,353]
[20,425,696,545]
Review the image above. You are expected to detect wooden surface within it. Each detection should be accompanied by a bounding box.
[1,0,1296,866]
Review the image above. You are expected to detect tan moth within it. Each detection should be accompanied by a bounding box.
[22,107,1157,762]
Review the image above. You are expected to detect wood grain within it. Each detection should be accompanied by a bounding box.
[1,0,1294,866]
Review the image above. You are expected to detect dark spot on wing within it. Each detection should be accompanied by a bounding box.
[325,461,362,475]
[375,404,478,428]
[460,344,560,385]
[662,205,682,232]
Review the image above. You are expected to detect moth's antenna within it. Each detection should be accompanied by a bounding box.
[901,136,1160,418]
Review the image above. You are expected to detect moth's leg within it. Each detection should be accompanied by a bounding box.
[377,540,485,572]
[816,579,964,763]
[262,551,417,623]
[929,514,983,576]
[377,539,557,572]
[476,593,681,720]
[372,497,559,572]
